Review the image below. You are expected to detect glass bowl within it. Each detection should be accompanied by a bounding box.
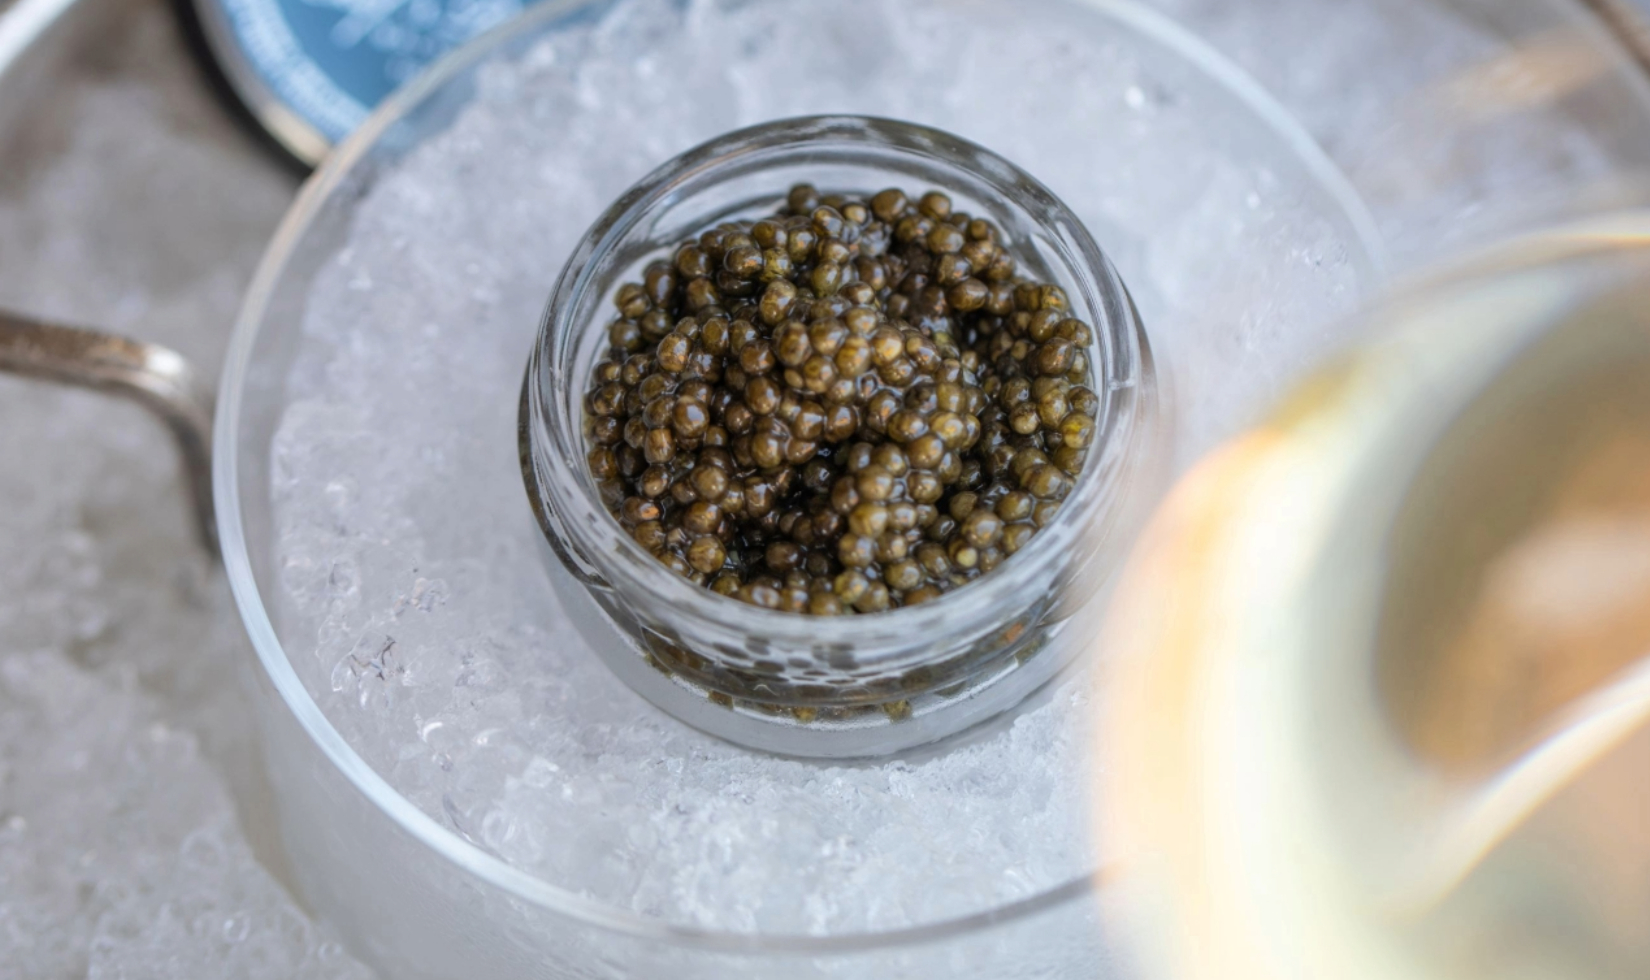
[212,0,1650,977]
[522,114,1156,758]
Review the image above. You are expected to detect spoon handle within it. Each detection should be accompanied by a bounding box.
[0,311,218,558]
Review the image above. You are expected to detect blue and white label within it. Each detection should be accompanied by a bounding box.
[213,0,536,143]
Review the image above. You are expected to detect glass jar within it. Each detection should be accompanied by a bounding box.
[521,115,1159,758]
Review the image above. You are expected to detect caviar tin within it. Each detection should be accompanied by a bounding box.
[177,0,560,166]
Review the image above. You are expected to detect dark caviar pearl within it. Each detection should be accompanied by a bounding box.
[588,416,622,446]
[784,227,816,265]
[918,191,952,220]
[643,428,676,465]
[683,501,723,535]
[688,536,727,574]
[752,220,787,249]
[643,265,679,305]
[760,281,799,325]
[609,320,643,353]
[870,443,909,477]
[870,189,908,222]
[926,223,966,255]
[683,278,720,312]
[935,253,972,286]
[885,560,923,592]
[1002,523,1036,555]
[639,465,672,499]
[948,279,990,313]
[616,283,651,318]
[582,183,1098,614]
[806,262,842,297]
[787,184,821,214]
[587,447,619,480]
[1052,445,1087,476]
[676,246,712,279]
[996,491,1034,522]
[725,245,764,278]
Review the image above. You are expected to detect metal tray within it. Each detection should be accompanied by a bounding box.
[0,0,306,949]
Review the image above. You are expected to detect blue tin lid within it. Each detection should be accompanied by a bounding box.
[187,0,544,167]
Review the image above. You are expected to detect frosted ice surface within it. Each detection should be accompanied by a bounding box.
[0,0,293,753]
[1144,0,1624,263]
[271,0,1377,935]
[0,1,370,974]
[0,651,373,980]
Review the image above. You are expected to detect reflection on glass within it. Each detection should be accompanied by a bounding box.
[1100,224,1650,980]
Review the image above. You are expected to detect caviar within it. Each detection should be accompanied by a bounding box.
[583,184,1097,614]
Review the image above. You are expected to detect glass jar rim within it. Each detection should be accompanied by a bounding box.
[212,0,1372,950]
[525,112,1155,665]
